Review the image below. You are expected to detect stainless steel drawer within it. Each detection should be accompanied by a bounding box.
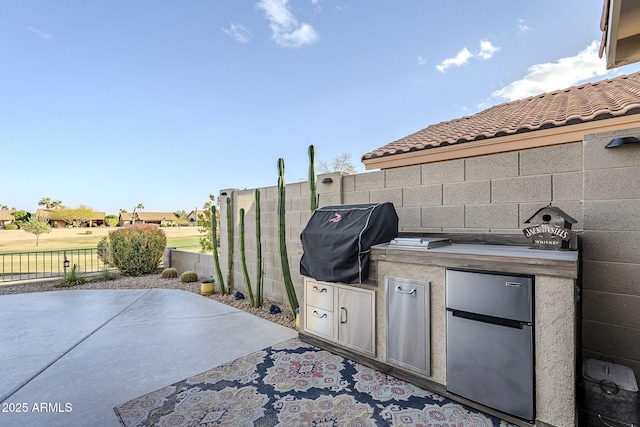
[305,281,334,311]
[305,306,334,338]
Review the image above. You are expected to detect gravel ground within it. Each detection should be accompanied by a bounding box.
[0,274,297,330]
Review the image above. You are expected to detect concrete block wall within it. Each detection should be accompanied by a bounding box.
[341,144,583,235]
[219,172,344,308]
[166,249,215,280]
[219,128,640,377]
[581,127,640,375]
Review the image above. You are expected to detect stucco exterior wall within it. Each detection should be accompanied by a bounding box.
[218,126,640,384]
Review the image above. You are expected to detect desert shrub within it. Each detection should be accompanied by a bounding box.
[161,267,178,279]
[108,224,166,276]
[179,271,199,283]
[58,264,87,287]
[3,224,18,230]
[85,229,93,234]
[97,237,112,266]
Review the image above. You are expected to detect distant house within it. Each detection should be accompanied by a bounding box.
[84,212,106,227]
[118,211,179,227]
[34,209,105,227]
[35,209,67,228]
[186,209,205,226]
[0,210,14,228]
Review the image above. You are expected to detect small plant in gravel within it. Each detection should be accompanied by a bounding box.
[161,268,179,279]
[58,264,87,287]
[99,268,119,281]
[179,271,199,283]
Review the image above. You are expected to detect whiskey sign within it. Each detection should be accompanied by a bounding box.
[523,205,577,250]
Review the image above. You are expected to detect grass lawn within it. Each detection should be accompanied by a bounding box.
[0,227,206,254]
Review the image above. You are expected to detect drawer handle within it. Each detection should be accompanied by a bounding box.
[340,307,347,324]
[396,286,416,295]
[311,310,327,319]
[312,286,328,293]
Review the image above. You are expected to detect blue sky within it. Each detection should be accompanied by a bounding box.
[2,0,640,215]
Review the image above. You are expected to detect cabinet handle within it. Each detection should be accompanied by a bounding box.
[312,310,327,319]
[395,286,416,295]
[312,286,328,293]
[340,307,347,324]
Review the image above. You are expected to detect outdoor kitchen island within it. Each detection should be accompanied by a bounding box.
[298,241,580,427]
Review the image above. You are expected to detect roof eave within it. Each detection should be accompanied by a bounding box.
[362,114,640,170]
[602,0,640,69]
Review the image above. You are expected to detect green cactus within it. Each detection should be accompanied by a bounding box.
[309,144,318,212]
[160,267,178,279]
[255,188,263,308]
[211,205,226,295]
[239,208,255,306]
[226,196,234,295]
[278,158,299,314]
[179,270,199,283]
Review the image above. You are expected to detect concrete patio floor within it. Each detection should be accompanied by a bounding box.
[0,289,297,427]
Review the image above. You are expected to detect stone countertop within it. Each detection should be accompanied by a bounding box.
[371,243,579,279]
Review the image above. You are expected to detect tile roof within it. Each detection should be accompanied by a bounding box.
[120,212,178,222]
[362,71,640,161]
[0,210,14,221]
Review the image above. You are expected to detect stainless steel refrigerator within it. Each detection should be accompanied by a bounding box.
[446,269,534,421]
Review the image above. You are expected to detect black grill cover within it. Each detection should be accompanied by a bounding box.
[300,203,398,283]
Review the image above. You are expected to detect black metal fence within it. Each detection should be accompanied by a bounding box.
[0,248,110,283]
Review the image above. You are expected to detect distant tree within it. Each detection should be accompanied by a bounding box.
[104,215,119,227]
[38,198,63,209]
[198,195,220,253]
[0,205,8,210]
[318,152,358,175]
[50,205,96,227]
[22,217,51,246]
[174,210,188,226]
[13,210,31,227]
[38,197,51,209]
[132,203,144,224]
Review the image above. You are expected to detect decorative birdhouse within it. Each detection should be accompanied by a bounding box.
[523,205,577,250]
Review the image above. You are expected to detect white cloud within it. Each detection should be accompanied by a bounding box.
[478,40,499,60]
[256,0,319,48]
[436,47,472,72]
[518,19,531,34]
[417,55,426,66]
[311,0,322,13]
[26,26,53,40]
[436,40,500,72]
[222,22,252,43]
[492,41,610,101]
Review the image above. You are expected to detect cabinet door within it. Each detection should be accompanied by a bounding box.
[386,277,430,375]
[337,288,374,355]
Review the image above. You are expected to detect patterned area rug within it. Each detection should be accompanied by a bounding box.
[114,338,514,426]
